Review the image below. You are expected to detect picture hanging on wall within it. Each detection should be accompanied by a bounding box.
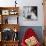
[23,6,38,21]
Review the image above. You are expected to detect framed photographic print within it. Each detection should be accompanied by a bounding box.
[23,6,38,21]
[9,10,15,15]
[2,10,9,15]
[9,10,17,15]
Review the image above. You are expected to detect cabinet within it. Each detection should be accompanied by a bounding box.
[0,7,19,46]
[2,41,19,46]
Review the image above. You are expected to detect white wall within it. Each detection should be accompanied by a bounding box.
[0,0,15,7]
[0,0,44,26]
[18,0,44,26]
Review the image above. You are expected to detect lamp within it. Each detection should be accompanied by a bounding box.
[15,0,17,7]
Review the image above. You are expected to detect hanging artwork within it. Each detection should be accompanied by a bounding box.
[2,10,9,15]
[23,6,38,21]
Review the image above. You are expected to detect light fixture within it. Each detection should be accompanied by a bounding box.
[15,0,17,7]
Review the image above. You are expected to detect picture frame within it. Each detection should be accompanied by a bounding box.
[23,6,38,21]
[9,10,17,15]
[2,10,9,15]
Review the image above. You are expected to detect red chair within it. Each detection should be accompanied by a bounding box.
[21,28,41,46]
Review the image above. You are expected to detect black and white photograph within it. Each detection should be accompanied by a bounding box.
[23,6,38,20]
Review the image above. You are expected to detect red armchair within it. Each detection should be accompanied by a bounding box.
[21,28,41,46]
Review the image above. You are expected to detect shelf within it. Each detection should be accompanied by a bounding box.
[1,7,19,16]
[0,7,19,11]
[2,40,19,43]
[2,13,19,16]
[0,24,19,32]
[0,7,19,24]
[0,7,19,46]
[2,41,19,46]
